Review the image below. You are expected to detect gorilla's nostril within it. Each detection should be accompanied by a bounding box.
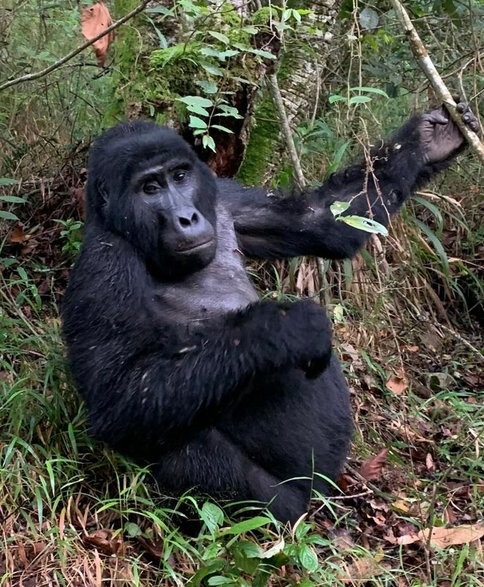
[179,216,191,227]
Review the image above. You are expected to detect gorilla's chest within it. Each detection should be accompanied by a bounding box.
[154,204,258,327]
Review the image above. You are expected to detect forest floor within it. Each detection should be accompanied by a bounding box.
[0,166,483,586]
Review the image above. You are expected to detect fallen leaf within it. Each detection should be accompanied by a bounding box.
[81,3,114,67]
[137,536,164,559]
[425,452,435,471]
[83,529,125,555]
[9,223,30,243]
[358,448,388,481]
[396,524,484,549]
[340,549,385,582]
[392,499,410,513]
[421,525,484,549]
[386,371,408,395]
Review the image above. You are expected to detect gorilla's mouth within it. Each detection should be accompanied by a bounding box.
[177,239,215,254]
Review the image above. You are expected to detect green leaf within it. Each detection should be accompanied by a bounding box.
[200,47,226,60]
[125,522,142,537]
[233,540,261,559]
[350,86,389,98]
[211,124,233,134]
[216,104,243,119]
[207,577,235,586]
[219,50,238,61]
[189,116,208,129]
[187,104,211,117]
[0,178,17,186]
[219,516,271,536]
[337,215,388,236]
[289,8,301,23]
[242,26,258,34]
[0,195,27,204]
[348,95,372,105]
[195,80,218,94]
[330,201,351,216]
[188,559,225,586]
[231,42,251,52]
[414,219,449,274]
[200,502,224,534]
[208,31,230,45]
[297,543,319,573]
[412,195,444,234]
[202,135,216,152]
[0,211,19,221]
[200,62,224,76]
[177,95,213,108]
[328,94,346,103]
[249,49,276,60]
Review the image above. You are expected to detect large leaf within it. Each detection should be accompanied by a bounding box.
[219,516,272,536]
[338,215,388,236]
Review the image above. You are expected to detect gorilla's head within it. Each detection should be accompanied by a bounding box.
[86,120,217,279]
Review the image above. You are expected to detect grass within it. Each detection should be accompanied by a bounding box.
[1,190,483,585]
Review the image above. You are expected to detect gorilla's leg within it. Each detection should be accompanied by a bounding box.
[153,428,309,523]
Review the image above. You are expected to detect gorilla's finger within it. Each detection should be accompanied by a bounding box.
[456,101,467,113]
[425,111,449,125]
[469,120,479,133]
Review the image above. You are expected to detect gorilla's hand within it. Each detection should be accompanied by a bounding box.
[278,300,333,379]
[419,100,479,164]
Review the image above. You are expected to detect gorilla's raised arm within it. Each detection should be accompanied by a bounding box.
[222,104,477,260]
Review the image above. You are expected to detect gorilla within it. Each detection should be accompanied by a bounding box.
[61,102,477,523]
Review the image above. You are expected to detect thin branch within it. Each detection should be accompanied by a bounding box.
[267,73,306,189]
[389,0,484,163]
[0,0,151,93]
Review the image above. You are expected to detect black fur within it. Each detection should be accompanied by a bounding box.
[62,111,465,523]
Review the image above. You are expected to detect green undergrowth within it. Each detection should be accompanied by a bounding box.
[1,248,482,584]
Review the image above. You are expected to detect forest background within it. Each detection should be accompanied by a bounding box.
[0,0,483,585]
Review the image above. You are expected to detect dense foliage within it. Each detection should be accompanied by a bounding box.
[0,1,482,584]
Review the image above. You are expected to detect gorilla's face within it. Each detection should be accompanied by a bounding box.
[88,122,218,280]
[131,155,217,275]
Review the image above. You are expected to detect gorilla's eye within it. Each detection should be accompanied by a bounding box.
[143,182,159,195]
[173,169,187,183]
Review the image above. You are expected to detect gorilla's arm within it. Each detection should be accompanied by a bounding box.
[62,236,332,454]
[222,106,475,260]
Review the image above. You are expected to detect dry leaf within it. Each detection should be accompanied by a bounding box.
[386,371,408,395]
[83,528,125,555]
[9,223,29,243]
[81,3,114,67]
[397,524,484,548]
[358,448,388,481]
[421,525,484,549]
[425,452,435,471]
[340,549,385,582]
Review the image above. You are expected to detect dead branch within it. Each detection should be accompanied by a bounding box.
[0,0,151,93]
[389,0,484,163]
[267,73,306,189]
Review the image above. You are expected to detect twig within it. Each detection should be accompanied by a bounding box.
[267,73,306,189]
[389,0,484,163]
[0,0,151,92]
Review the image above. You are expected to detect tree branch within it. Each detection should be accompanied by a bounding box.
[267,73,306,189]
[0,0,151,93]
[389,0,484,163]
